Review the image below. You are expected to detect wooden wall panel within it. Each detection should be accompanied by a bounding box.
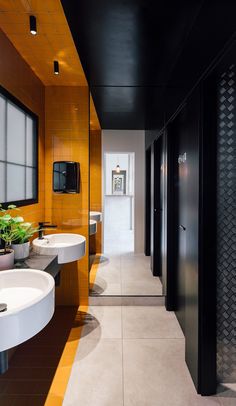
[45,86,89,306]
[90,129,102,253]
[0,26,91,306]
[0,29,45,224]
[90,95,101,131]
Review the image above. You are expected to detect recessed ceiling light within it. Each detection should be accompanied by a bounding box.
[29,15,37,35]
[54,61,59,75]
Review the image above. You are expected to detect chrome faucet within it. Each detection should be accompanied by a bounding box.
[38,222,57,240]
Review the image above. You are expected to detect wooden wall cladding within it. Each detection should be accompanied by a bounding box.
[0,2,92,305]
[45,86,89,306]
[90,95,101,131]
[0,29,45,224]
[90,129,102,253]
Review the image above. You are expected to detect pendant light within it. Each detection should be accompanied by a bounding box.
[115,164,121,173]
[115,154,121,173]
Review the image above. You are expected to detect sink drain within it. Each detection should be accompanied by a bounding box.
[0,303,7,312]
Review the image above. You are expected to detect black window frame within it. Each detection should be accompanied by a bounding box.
[0,85,38,209]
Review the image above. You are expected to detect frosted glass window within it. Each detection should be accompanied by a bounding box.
[0,96,5,160]
[0,87,37,205]
[0,163,5,202]
[26,168,36,199]
[7,164,25,202]
[7,103,25,165]
[26,117,34,166]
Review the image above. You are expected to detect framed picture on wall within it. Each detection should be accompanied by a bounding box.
[112,170,126,195]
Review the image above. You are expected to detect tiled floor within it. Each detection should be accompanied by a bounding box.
[90,219,162,297]
[63,306,236,406]
[90,253,162,296]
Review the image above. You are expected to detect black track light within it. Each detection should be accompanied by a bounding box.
[54,61,59,75]
[29,15,37,35]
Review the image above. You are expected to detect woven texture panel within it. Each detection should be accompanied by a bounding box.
[217,64,236,382]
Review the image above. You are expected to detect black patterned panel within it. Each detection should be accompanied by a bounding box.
[217,64,236,382]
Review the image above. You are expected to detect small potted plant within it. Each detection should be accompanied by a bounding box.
[11,221,38,260]
[0,204,17,270]
[0,204,38,265]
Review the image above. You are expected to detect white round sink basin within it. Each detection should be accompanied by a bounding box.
[0,269,55,352]
[33,233,86,264]
[90,211,102,223]
[89,219,97,236]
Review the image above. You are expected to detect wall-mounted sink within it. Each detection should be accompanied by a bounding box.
[90,211,102,223]
[89,219,97,236]
[33,233,86,264]
[0,269,54,352]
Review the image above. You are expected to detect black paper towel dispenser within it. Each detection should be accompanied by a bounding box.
[53,161,80,193]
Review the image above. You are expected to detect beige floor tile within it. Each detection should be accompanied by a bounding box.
[121,296,165,306]
[98,256,121,269]
[216,384,236,405]
[63,339,123,406]
[81,306,122,339]
[92,277,122,295]
[92,251,162,297]
[96,267,121,282]
[123,339,220,406]
[89,296,122,305]
[122,306,184,338]
[121,255,150,265]
[218,399,236,406]
[120,265,156,281]
[102,283,122,295]
[121,280,162,295]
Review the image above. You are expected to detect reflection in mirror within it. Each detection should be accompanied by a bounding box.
[89,94,102,296]
[89,97,163,300]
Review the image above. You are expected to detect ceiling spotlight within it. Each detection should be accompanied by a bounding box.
[54,61,59,75]
[29,15,37,35]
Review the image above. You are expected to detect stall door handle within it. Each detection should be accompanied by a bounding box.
[179,225,186,231]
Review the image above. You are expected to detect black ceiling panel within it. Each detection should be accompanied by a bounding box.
[61,0,236,130]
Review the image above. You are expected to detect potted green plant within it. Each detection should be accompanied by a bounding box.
[11,221,38,260]
[0,204,18,270]
[0,204,38,264]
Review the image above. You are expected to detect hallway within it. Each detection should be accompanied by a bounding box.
[63,305,236,406]
[90,252,162,296]
[0,1,235,403]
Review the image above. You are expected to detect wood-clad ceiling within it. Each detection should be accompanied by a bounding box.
[0,0,101,129]
[0,0,86,86]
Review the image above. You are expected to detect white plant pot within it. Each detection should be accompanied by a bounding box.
[11,242,30,260]
[0,249,14,271]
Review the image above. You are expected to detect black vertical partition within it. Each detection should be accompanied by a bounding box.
[145,36,236,399]
[215,53,236,383]
[150,139,162,276]
[145,147,151,256]
[160,132,168,294]
[165,87,217,395]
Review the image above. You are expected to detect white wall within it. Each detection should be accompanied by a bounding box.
[102,130,145,253]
